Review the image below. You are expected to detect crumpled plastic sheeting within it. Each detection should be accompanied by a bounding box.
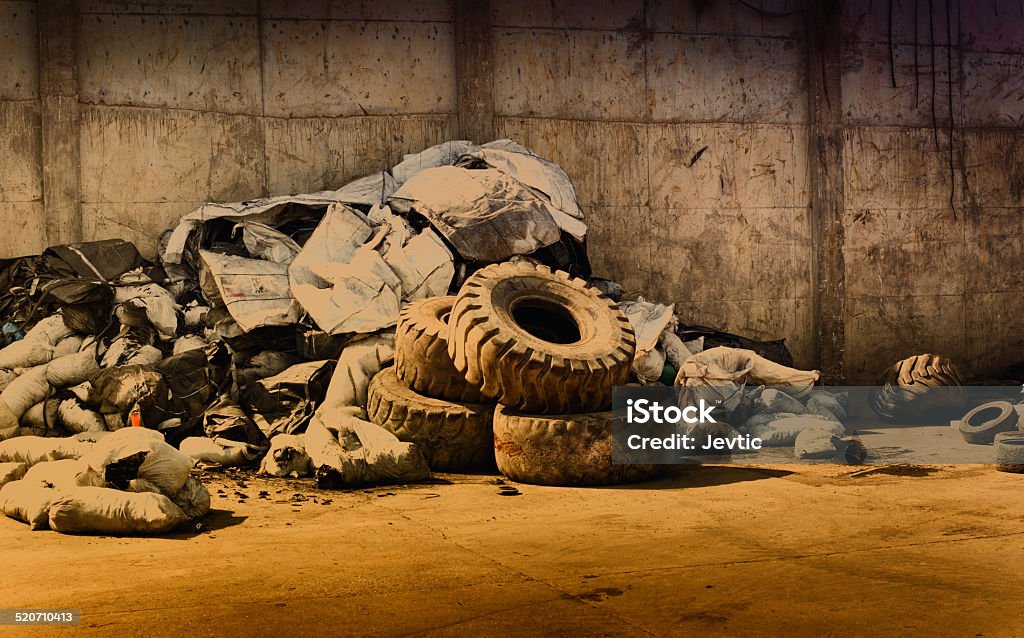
[456,147,586,241]
[389,166,564,263]
[237,222,302,264]
[289,205,453,335]
[199,250,301,333]
[161,181,395,266]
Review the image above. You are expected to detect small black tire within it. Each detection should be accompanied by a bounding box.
[366,367,494,472]
[959,401,1019,445]
[394,296,486,403]
[448,262,635,414]
[492,405,664,486]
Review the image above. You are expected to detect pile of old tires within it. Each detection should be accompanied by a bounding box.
[367,262,663,486]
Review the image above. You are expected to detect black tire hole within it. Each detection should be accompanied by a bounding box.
[511,298,581,344]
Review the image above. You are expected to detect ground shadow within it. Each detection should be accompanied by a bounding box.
[166,508,248,539]
[597,465,794,490]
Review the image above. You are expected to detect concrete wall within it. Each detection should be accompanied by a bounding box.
[0,1,45,253]
[840,0,1024,381]
[0,0,1021,380]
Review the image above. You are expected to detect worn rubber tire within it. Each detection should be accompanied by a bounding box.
[366,367,494,472]
[448,263,635,414]
[493,405,664,486]
[869,354,966,422]
[394,296,486,403]
[959,401,1018,445]
[994,431,1024,473]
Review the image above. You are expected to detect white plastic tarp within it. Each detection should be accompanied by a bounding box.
[388,166,563,262]
[457,147,587,241]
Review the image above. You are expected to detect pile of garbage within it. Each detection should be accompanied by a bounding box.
[0,428,208,534]
[0,137,833,532]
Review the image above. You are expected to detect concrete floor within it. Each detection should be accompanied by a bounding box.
[3,464,1024,637]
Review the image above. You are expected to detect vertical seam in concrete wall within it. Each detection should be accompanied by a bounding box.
[455,0,495,143]
[805,0,846,381]
[39,0,82,247]
[257,0,269,198]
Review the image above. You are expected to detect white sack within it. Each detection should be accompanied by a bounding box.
[259,434,313,478]
[200,250,300,333]
[171,476,210,519]
[0,480,57,529]
[0,436,90,465]
[179,436,263,467]
[22,459,105,489]
[46,343,101,388]
[322,332,395,410]
[0,461,27,487]
[58,398,107,434]
[47,487,189,535]
[83,428,192,497]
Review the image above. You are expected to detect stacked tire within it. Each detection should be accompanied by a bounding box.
[366,297,495,472]
[447,262,662,487]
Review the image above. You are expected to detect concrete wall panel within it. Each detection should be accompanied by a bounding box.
[492,29,646,120]
[841,43,960,127]
[649,123,809,209]
[81,201,199,258]
[0,101,42,202]
[0,201,46,257]
[80,0,257,15]
[844,127,962,211]
[80,106,266,204]
[262,20,455,117]
[491,0,641,30]
[675,298,814,369]
[960,0,1024,53]
[961,52,1024,126]
[496,117,648,207]
[645,0,802,38]
[648,34,806,124]
[78,14,262,114]
[0,1,38,100]
[965,291,1024,376]
[261,0,453,22]
[583,205,652,296]
[263,114,457,195]
[642,207,811,303]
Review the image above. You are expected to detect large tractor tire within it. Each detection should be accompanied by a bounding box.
[869,354,965,422]
[394,296,485,403]
[493,405,664,486]
[448,263,635,414]
[366,367,494,472]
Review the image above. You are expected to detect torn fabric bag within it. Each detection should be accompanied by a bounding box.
[199,250,300,333]
[245,360,335,437]
[388,166,563,263]
[288,204,453,335]
[304,408,430,489]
